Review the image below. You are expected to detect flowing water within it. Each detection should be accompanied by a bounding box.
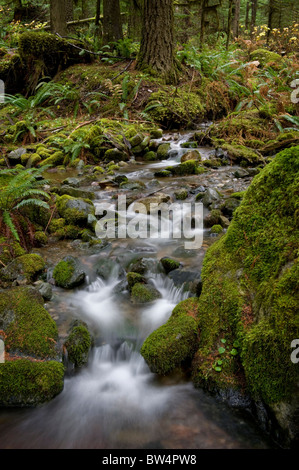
[0,132,274,449]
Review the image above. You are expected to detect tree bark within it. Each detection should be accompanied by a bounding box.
[136,0,177,84]
[65,0,73,22]
[232,0,241,38]
[95,0,101,26]
[250,0,258,38]
[50,0,67,36]
[103,0,123,44]
[128,0,142,42]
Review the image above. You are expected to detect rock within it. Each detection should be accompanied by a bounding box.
[157,143,171,160]
[37,282,53,301]
[131,282,161,304]
[64,322,92,369]
[168,268,202,295]
[202,188,222,208]
[129,133,143,148]
[113,175,128,186]
[180,149,202,163]
[7,148,26,163]
[234,168,250,178]
[57,185,95,200]
[104,148,129,162]
[150,129,163,139]
[52,256,86,289]
[95,258,122,280]
[126,272,146,291]
[127,257,149,275]
[221,198,241,217]
[204,209,222,228]
[56,195,95,226]
[133,192,171,214]
[140,298,199,375]
[62,177,81,187]
[160,257,181,274]
[174,188,188,200]
[154,170,172,178]
[0,254,45,283]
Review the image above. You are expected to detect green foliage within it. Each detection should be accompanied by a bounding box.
[0,167,50,242]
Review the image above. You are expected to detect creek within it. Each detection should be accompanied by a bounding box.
[0,131,274,449]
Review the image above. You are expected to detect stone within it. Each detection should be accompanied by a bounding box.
[37,282,53,301]
[181,149,202,163]
[234,168,250,179]
[52,256,86,289]
[202,188,222,208]
[7,148,26,163]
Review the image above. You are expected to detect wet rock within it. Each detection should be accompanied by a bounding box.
[37,282,53,301]
[62,177,81,187]
[221,198,241,218]
[234,168,250,178]
[204,209,222,228]
[181,150,202,163]
[57,185,95,200]
[168,268,202,295]
[64,321,92,369]
[126,272,146,291]
[157,143,171,160]
[174,189,188,200]
[160,257,181,274]
[0,254,45,283]
[95,258,122,280]
[104,148,129,162]
[133,192,172,214]
[131,283,161,304]
[202,188,222,208]
[7,147,26,164]
[127,257,148,275]
[52,256,86,289]
[56,195,95,226]
[154,170,172,178]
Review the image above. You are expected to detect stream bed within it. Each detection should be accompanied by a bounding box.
[0,132,275,449]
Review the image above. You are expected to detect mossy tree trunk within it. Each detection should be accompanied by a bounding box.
[136,0,177,84]
[232,0,241,38]
[128,0,142,42]
[50,0,67,36]
[103,0,123,44]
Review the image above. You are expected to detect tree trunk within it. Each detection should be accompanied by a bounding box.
[267,0,275,43]
[226,0,234,49]
[50,0,67,36]
[199,0,208,49]
[232,0,241,38]
[95,0,101,26]
[250,0,258,38]
[136,0,177,84]
[245,1,251,30]
[66,0,73,22]
[103,0,123,44]
[128,0,142,42]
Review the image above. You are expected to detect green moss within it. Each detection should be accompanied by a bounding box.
[192,146,299,404]
[131,283,161,303]
[140,298,200,375]
[0,253,45,283]
[250,48,283,67]
[0,360,64,406]
[39,151,65,168]
[210,225,223,234]
[221,144,262,166]
[160,257,180,274]
[146,88,204,128]
[53,260,74,288]
[0,238,26,265]
[65,325,92,368]
[168,160,204,176]
[56,195,95,226]
[127,272,145,291]
[157,143,170,159]
[0,287,58,358]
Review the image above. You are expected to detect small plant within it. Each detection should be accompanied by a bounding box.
[0,167,50,243]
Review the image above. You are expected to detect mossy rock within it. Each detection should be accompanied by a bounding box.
[56,195,95,226]
[140,298,200,375]
[191,146,299,444]
[131,283,161,304]
[0,360,64,407]
[221,144,263,166]
[0,238,26,266]
[53,256,86,289]
[250,48,283,67]
[157,143,171,160]
[127,272,145,291]
[39,151,65,168]
[210,224,223,234]
[146,89,204,128]
[64,324,92,368]
[0,287,58,358]
[0,253,45,283]
[168,160,204,176]
[181,150,202,163]
[160,257,180,274]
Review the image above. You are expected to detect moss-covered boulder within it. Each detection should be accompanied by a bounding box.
[131,283,161,304]
[168,160,205,176]
[160,257,180,274]
[53,256,86,289]
[56,195,95,226]
[0,287,58,359]
[250,48,283,67]
[127,272,145,291]
[64,323,92,369]
[191,146,299,446]
[0,360,64,407]
[0,253,45,283]
[140,298,200,375]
